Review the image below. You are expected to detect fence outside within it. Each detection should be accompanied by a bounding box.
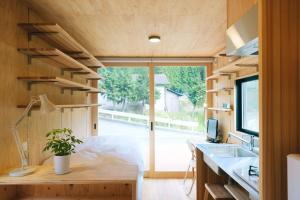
[99,109,199,132]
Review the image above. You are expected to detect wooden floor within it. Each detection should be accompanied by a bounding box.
[142,179,196,200]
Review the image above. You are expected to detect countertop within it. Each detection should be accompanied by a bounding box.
[196,143,259,199]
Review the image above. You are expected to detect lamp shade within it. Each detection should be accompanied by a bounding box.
[39,95,57,114]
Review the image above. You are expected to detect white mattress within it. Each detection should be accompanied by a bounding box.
[43,135,144,200]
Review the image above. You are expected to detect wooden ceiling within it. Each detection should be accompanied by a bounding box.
[24,0,227,57]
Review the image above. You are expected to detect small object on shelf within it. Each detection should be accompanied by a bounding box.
[221,87,233,91]
[223,103,231,109]
[17,48,101,79]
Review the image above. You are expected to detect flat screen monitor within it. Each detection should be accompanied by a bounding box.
[207,118,218,141]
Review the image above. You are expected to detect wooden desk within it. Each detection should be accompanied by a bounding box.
[196,148,228,200]
[0,163,138,200]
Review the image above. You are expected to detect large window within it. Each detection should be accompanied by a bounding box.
[236,75,259,136]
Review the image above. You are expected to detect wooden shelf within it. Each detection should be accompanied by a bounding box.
[205,184,234,200]
[17,104,101,109]
[206,89,219,93]
[224,184,250,200]
[18,23,105,68]
[206,73,232,81]
[207,107,232,112]
[206,87,233,94]
[18,48,101,79]
[214,56,259,74]
[17,76,100,93]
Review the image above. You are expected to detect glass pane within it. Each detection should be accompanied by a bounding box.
[242,79,259,132]
[154,66,206,171]
[98,67,149,171]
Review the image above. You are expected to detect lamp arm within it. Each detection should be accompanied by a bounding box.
[12,97,40,168]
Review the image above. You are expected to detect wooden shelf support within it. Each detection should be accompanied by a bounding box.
[206,73,233,81]
[18,48,101,79]
[17,76,100,93]
[206,107,232,115]
[18,23,105,68]
[214,56,259,74]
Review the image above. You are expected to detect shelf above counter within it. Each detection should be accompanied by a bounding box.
[206,107,232,112]
[214,56,259,74]
[17,76,100,93]
[18,23,105,68]
[206,73,232,81]
[206,88,234,95]
[18,48,101,79]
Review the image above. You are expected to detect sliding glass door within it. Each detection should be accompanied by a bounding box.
[98,65,206,176]
[98,67,150,171]
[154,66,206,173]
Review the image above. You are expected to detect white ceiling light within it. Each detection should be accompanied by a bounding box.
[149,35,161,43]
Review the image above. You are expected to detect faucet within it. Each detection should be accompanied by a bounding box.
[249,135,255,151]
[228,132,256,151]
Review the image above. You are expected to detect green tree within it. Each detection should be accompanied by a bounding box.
[99,67,159,112]
[100,68,132,110]
[160,66,206,114]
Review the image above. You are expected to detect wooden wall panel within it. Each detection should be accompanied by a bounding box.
[227,0,258,27]
[210,56,257,142]
[0,0,96,172]
[0,0,30,172]
[259,0,300,199]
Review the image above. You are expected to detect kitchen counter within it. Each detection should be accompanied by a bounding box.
[196,143,259,200]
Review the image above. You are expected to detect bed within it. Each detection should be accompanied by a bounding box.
[43,135,144,200]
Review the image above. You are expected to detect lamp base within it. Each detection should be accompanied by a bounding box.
[9,166,36,177]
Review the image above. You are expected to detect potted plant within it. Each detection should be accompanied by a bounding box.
[43,128,83,175]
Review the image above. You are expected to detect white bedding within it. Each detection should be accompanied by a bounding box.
[43,135,144,200]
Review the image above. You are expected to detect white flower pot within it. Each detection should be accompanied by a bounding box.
[53,155,71,175]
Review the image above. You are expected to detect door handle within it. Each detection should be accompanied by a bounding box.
[150,122,153,131]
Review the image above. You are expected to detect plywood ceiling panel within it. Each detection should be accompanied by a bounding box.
[23,0,227,57]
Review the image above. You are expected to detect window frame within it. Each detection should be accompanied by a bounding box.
[236,75,259,136]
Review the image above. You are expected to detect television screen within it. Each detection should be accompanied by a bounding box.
[207,118,218,140]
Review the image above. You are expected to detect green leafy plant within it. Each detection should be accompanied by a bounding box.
[43,128,83,156]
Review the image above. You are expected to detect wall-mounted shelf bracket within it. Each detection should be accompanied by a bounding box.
[27,31,58,41]
[61,87,89,95]
[235,63,259,72]
[70,71,91,79]
[63,51,84,56]
[73,57,90,60]
[87,66,102,69]
[27,54,58,65]
[27,81,58,91]
[86,77,102,83]
[60,68,83,75]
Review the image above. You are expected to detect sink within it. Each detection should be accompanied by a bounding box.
[199,144,258,175]
[204,146,257,158]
